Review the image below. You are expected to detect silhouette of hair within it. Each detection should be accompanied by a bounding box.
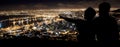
[99,2,111,14]
[84,7,96,20]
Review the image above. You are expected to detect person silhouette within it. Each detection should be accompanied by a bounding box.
[94,2,119,47]
[59,7,96,47]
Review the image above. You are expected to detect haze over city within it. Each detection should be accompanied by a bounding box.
[0,0,119,10]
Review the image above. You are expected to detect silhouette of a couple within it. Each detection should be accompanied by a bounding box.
[59,2,119,47]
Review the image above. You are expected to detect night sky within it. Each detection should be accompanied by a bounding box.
[0,0,97,4]
[0,0,119,10]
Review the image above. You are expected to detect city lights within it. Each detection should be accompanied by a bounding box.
[0,9,81,40]
[0,8,119,41]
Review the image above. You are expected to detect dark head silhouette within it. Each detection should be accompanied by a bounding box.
[94,2,119,47]
[84,7,96,21]
[99,2,111,16]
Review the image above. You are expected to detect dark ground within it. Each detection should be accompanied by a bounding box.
[0,38,119,47]
[0,39,79,47]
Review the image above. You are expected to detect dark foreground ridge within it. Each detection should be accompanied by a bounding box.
[0,38,79,47]
[1,38,119,47]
